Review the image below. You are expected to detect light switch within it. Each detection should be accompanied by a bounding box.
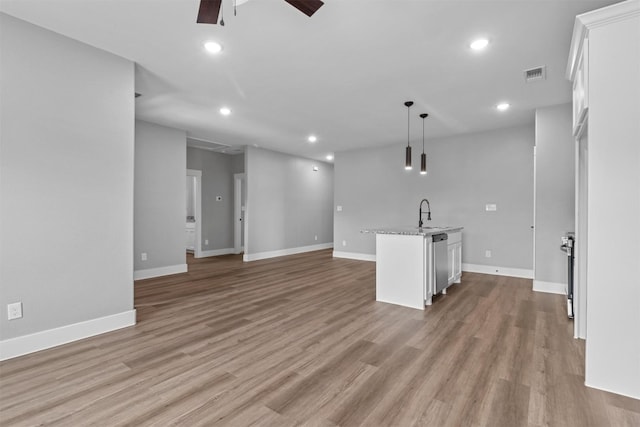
[337,205,343,212]
[216,196,222,201]
[485,204,497,211]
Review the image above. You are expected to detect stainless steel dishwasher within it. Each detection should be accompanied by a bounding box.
[433,233,448,294]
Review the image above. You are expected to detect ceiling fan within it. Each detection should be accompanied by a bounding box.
[197,0,324,24]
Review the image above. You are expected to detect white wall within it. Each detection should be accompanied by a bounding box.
[534,103,575,293]
[245,147,333,260]
[583,6,640,399]
[0,14,135,358]
[134,121,186,278]
[334,125,534,275]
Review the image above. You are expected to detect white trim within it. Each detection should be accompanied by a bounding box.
[567,0,640,79]
[200,248,235,257]
[243,243,333,262]
[533,280,567,295]
[134,264,187,280]
[462,263,533,279]
[584,381,640,401]
[0,310,136,361]
[332,251,376,262]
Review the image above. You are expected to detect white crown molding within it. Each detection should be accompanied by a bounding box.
[0,310,136,361]
[567,0,640,80]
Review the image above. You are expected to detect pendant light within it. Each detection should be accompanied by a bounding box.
[404,101,413,170]
[420,113,428,175]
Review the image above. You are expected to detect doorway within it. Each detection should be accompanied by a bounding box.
[186,169,202,259]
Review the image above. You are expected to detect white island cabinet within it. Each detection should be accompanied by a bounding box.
[363,227,463,310]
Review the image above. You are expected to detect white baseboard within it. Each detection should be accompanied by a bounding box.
[243,243,333,262]
[585,381,640,401]
[0,310,136,361]
[200,248,235,257]
[332,251,376,262]
[533,280,567,295]
[462,263,533,279]
[134,264,187,280]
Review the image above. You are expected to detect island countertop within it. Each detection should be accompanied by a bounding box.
[361,226,463,236]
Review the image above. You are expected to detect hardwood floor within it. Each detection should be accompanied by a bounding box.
[1,249,639,426]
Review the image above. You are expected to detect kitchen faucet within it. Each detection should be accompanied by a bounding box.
[419,198,432,228]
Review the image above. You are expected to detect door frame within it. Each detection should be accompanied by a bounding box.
[187,169,202,259]
[233,173,245,254]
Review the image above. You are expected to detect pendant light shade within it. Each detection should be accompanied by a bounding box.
[404,101,413,170]
[420,113,428,175]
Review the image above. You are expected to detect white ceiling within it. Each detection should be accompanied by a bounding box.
[0,0,618,161]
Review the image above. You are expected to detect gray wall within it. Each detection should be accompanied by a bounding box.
[534,104,575,285]
[134,121,186,271]
[245,147,334,255]
[187,149,242,251]
[334,125,534,270]
[0,14,134,339]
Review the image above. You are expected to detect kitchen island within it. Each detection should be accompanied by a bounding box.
[362,227,463,310]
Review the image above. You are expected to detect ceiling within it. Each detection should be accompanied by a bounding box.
[0,0,618,161]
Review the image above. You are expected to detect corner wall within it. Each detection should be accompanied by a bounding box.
[245,147,333,260]
[0,14,135,359]
[134,121,187,279]
[534,103,575,293]
[333,125,534,276]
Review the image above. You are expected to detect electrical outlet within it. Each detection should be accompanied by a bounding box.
[314,235,318,241]
[7,302,22,320]
[205,239,209,245]
[485,250,492,258]
[141,252,148,261]
[342,240,347,247]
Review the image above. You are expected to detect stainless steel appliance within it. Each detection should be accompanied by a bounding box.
[433,233,448,294]
[561,232,575,319]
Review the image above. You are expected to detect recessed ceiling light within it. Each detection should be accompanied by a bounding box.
[204,41,223,54]
[496,102,510,111]
[326,154,334,161]
[219,107,231,116]
[308,135,317,143]
[470,38,489,50]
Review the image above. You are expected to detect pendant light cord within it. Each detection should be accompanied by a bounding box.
[422,118,425,152]
[407,105,411,148]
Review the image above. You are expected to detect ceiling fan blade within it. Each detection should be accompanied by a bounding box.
[284,0,324,17]
[197,0,222,24]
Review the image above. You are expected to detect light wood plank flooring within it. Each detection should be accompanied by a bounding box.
[1,249,639,426]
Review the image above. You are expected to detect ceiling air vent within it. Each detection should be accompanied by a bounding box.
[524,66,546,82]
